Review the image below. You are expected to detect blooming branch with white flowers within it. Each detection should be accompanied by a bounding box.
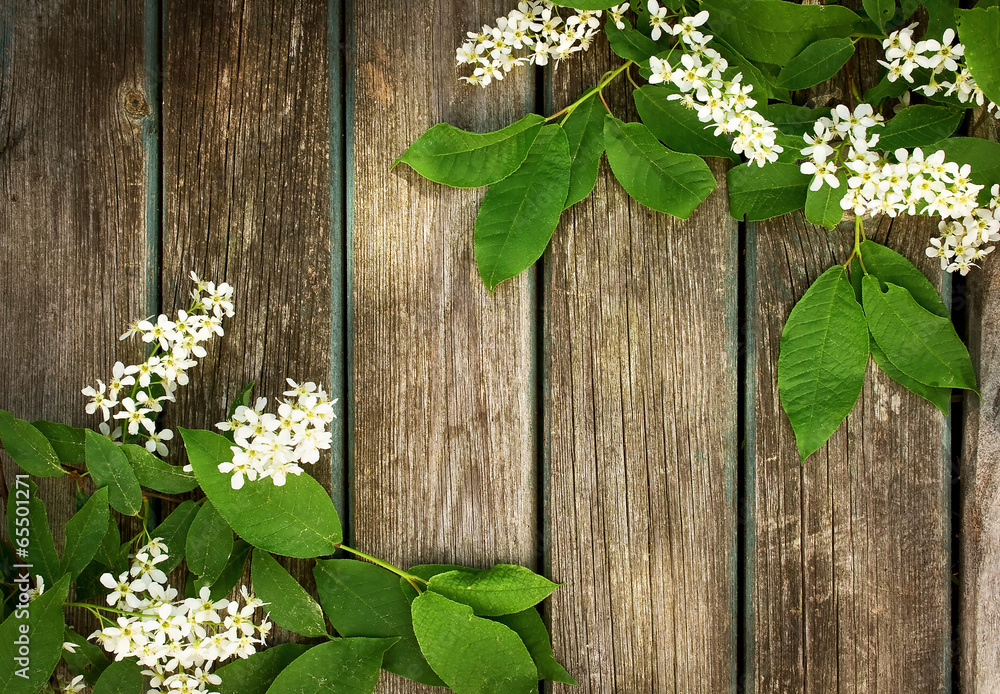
[82,272,234,455]
[80,538,271,694]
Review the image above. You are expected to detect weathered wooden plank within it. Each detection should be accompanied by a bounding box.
[161,0,331,637]
[960,116,1000,692]
[545,45,739,692]
[0,0,151,610]
[350,1,538,691]
[746,212,951,692]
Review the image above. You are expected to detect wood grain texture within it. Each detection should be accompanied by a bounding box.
[746,212,951,693]
[960,115,1000,693]
[0,0,151,618]
[545,40,739,692]
[350,1,537,690]
[161,0,331,639]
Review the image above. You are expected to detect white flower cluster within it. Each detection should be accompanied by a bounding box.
[925,184,1000,274]
[880,25,1000,118]
[214,379,336,489]
[91,538,271,694]
[798,104,997,274]
[646,5,782,167]
[456,1,623,85]
[82,273,233,455]
[799,103,885,192]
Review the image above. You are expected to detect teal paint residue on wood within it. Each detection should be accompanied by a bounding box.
[742,220,759,694]
[0,4,11,78]
[143,0,162,321]
[722,186,741,694]
[330,0,351,535]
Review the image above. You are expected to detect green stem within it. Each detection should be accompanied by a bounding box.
[547,59,635,124]
[65,602,133,620]
[853,215,868,273]
[336,544,428,591]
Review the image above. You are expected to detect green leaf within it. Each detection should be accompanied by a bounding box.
[862,276,977,390]
[562,96,607,208]
[252,551,327,637]
[213,648,309,694]
[202,538,251,601]
[768,104,831,137]
[700,0,862,65]
[925,0,960,38]
[31,421,86,464]
[120,444,198,494]
[314,559,443,686]
[62,627,111,684]
[603,116,716,218]
[74,489,90,512]
[400,564,473,604]
[92,658,143,694]
[863,0,896,29]
[709,38,780,102]
[84,430,142,516]
[491,608,577,685]
[61,487,110,579]
[186,500,233,584]
[264,638,397,694]
[149,500,200,573]
[778,266,869,461]
[634,85,737,160]
[957,7,1000,106]
[878,105,964,151]
[855,241,950,318]
[411,592,538,694]
[870,336,952,413]
[864,72,912,104]
[92,514,122,569]
[0,575,69,694]
[7,480,60,587]
[182,428,342,557]
[804,172,847,229]
[396,114,546,188]
[474,124,571,291]
[777,38,856,90]
[73,559,112,602]
[605,17,660,61]
[216,643,310,694]
[428,564,559,616]
[0,411,65,477]
[728,163,809,221]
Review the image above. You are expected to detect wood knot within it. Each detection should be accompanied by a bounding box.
[124,90,149,117]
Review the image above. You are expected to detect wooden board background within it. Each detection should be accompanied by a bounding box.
[0,1,997,692]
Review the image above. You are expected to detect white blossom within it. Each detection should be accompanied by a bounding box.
[797,104,993,272]
[85,273,232,454]
[91,539,271,694]
[82,380,116,421]
[217,382,337,489]
[609,3,629,30]
[881,24,996,117]
[647,16,782,167]
[456,1,605,85]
